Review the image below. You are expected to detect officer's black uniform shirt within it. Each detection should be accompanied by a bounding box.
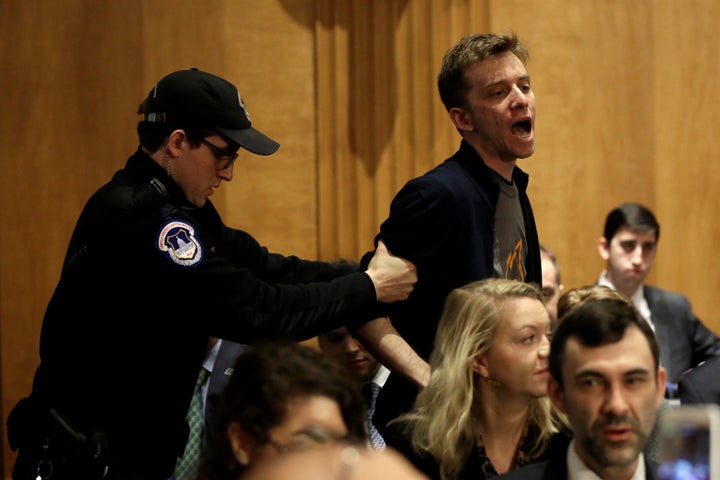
[28,148,379,478]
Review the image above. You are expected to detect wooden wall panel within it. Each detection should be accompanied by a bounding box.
[136,0,318,258]
[653,0,720,334]
[3,0,720,477]
[490,0,657,292]
[0,0,316,475]
[1,1,146,475]
[315,0,490,261]
[220,1,318,259]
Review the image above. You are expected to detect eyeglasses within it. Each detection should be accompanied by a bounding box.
[266,428,345,454]
[201,138,239,170]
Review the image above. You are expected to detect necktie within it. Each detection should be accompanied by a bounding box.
[174,367,210,480]
[363,382,386,449]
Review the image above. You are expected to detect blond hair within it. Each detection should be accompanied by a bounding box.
[394,278,561,480]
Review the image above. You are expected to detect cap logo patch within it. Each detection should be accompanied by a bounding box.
[156,220,203,267]
[238,92,251,123]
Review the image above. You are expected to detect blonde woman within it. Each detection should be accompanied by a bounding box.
[387,278,569,480]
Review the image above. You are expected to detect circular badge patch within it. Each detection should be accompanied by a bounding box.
[156,220,203,267]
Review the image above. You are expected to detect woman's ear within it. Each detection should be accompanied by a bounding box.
[227,422,252,466]
[471,353,489,378]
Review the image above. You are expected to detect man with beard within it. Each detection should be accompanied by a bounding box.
[498,288,666,480]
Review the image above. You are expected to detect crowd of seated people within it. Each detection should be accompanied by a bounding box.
[174,218,720,480]
[188,213,720,479]
[186,275,718,480]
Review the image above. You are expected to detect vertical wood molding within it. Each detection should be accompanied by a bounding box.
[315,0,490,261]
[4,1,720,477]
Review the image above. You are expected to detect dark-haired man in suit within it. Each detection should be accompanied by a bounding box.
[596,202,720,385]
[171,338,249,480]
[203,340,250,458]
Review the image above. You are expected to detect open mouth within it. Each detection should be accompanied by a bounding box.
[511,119,532,136]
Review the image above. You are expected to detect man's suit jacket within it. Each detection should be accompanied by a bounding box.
[204,340,249,452]
[644,286,720,384]
[495,444,657,480]
[678,355,720,404]
[169,340,249,480]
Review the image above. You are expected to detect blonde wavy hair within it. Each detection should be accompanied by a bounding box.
[394,278,562,480]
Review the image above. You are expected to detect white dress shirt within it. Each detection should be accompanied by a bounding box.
[597,271,654,332]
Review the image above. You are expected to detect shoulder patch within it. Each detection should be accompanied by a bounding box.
[156,220,203,267]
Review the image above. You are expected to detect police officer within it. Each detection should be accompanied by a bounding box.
[7,69,417,480]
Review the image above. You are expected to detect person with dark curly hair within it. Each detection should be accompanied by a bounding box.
[198,340,370,480]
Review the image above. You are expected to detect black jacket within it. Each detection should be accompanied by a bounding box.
[377,140,540,360]
[12,149,380,479]
[372,140,541,432]
[643,286,720,383]
[678,356,720,404]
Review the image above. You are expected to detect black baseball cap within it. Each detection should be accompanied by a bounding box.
[140,68,279,155]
